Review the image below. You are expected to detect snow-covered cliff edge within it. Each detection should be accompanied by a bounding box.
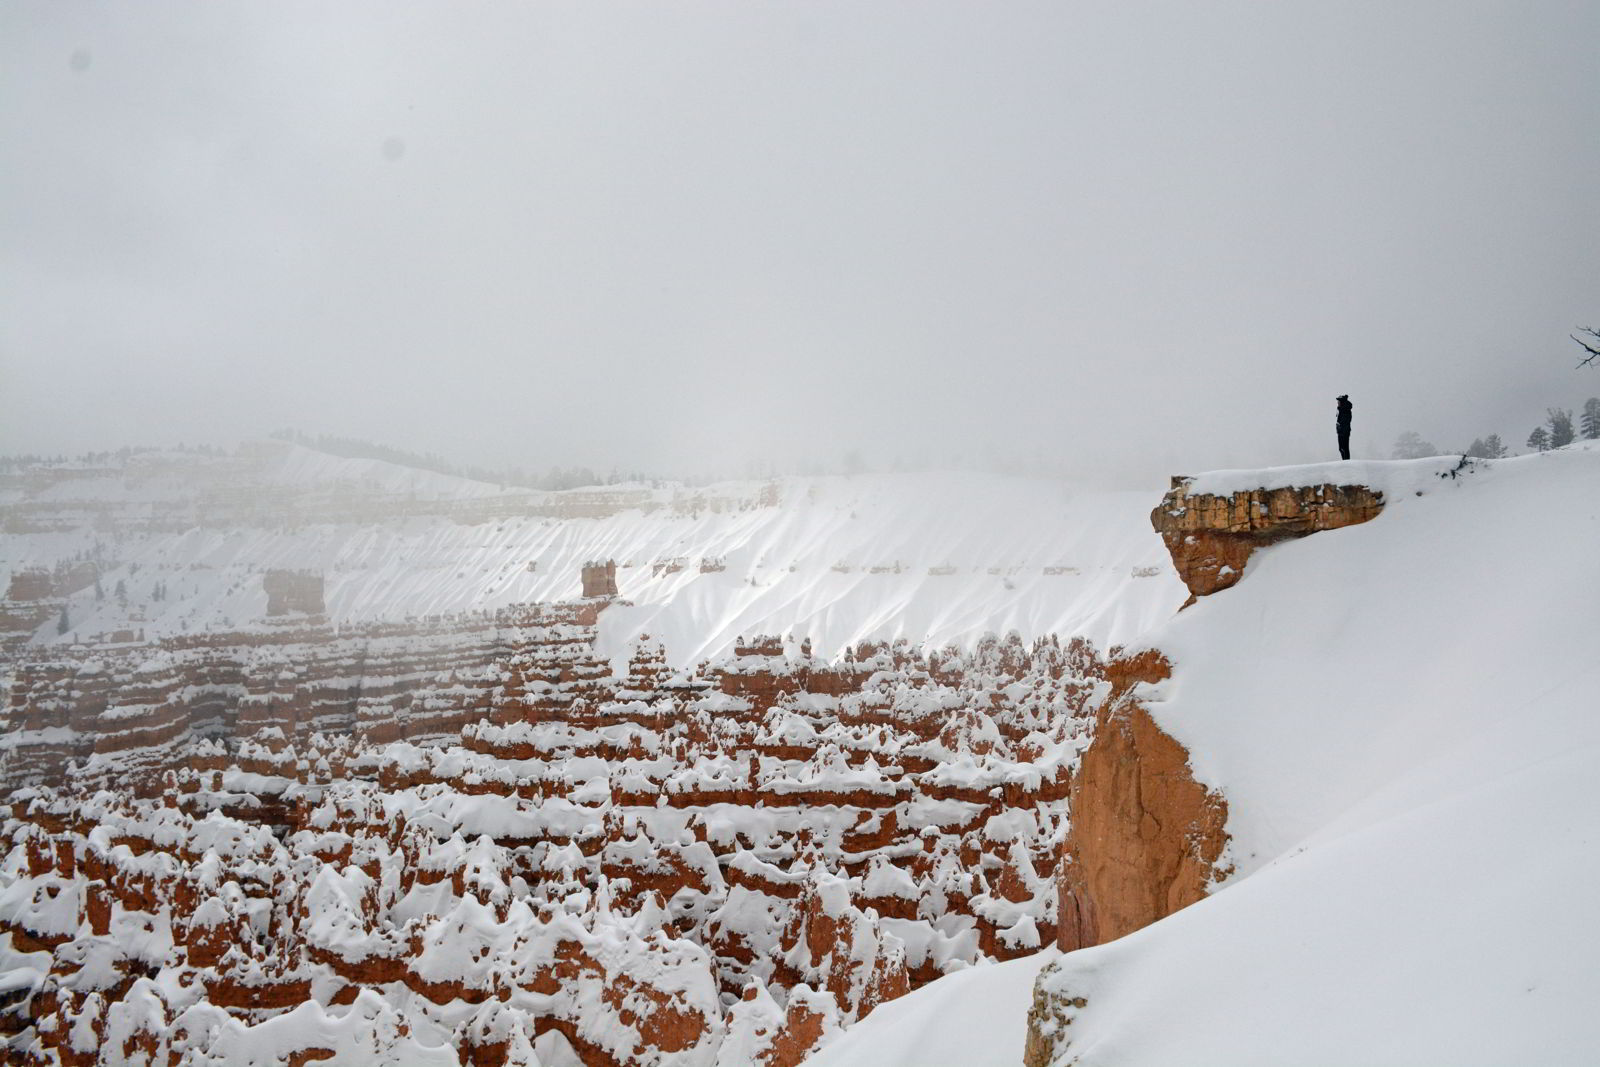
[815,445,1600,1067]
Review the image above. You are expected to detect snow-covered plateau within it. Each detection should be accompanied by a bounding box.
[816,444,1600,1066]
[2,441,1597,1065]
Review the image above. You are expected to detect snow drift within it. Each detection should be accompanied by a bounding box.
[809,444,1600,1066]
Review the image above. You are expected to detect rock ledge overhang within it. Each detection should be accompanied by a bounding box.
[1152,478,1384,600]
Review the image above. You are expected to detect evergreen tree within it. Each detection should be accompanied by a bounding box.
[1528,426,1551,452]
[1391,431,1439,459]
[1547,408,1576,449]
[94,576,103,601]
[1482,433,1507,458]
[1581,398,1600,441]
[56,606,69,635]
[115,579,127,604]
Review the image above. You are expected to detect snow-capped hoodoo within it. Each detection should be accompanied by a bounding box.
[0,446,1185,1065]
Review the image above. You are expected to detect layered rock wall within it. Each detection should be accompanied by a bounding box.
[1,601,601,793]
[1152,478,1383,600]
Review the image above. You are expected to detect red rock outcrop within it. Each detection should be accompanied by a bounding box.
[263,569,326,617]
[1022,650,1229,1066]
[581,559,618,599]
[1029,475,1385,1065]
[1054,651,1229,952]
[1151,478,1383,600]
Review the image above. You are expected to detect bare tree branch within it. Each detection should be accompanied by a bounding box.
[1574,326,1600,368]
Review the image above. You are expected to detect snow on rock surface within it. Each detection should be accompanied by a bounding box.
[1180,453,1469,498]
[810,445,1600,1066]
[18,442,1594,1066]
[1,443,1181,1066]
[801,951,1054,1067]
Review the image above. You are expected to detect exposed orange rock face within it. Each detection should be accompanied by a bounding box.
[1029,477,1383,1064]
[1055,650,1229,952]
[763,986,841,1067]
[582,559,619,598]
[1024,650,1228,1065]
[1151,478,1383,600]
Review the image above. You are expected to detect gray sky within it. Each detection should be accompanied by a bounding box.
[3,1,1598,484]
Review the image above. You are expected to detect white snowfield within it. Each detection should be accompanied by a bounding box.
[2,444,1185,668]
[804,443,1600,1067]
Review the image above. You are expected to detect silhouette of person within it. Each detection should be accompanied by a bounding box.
[1336,395,1352,460]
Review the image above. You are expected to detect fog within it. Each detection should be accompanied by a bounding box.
[3,1,1598,486]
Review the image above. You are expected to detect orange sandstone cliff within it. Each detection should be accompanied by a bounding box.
[1151,478,1383,601]
[1054,650,1229,954]
[1027,475,1386,1066]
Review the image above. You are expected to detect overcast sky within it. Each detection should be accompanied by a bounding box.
[3,1,1598,484]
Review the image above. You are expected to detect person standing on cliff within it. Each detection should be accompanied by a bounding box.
[1336,395,1353,460]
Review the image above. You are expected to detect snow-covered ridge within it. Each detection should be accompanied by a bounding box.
[812,442,1600,1066]
[3,445,1184,667]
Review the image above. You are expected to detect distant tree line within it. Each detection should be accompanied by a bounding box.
[1523,400,1600,453]
[0,443,226,473]
[1393,397,1600,459]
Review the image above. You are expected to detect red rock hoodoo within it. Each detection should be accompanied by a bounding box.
[581,559,619,599]
[1,602,1099,1064]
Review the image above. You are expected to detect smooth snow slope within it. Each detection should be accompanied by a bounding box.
[3,451,1184,667]
[803,952,1055,1067]
[806,444,1600,1066]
